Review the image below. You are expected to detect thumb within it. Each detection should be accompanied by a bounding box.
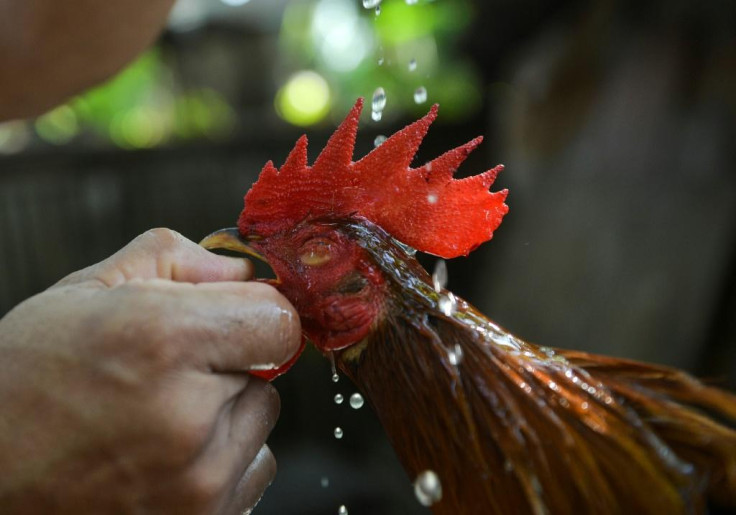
[59,228,253,287]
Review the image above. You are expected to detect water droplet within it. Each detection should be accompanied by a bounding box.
[374,135,387,147]
[378,56,384,66]
[362,0,381,8]
[408,58,417,71]
[375,5,381,15]
[321,476,330,488]
[248,362,277,371]
[349,393,364,409]
[438,292,456,316]
[392,238,417,257]
[334,427,344,439]
[332,373,340,383]
[432,259,447,292]
[581,402,589,411]
[372,87,387,113]
[448,344,463,365]
[414,470,442,507]
[413,86,427,104]
[329,351,338,380]
[338,505,348,515]
[371,110,382,122]
[334,393,344,405]
[427,193,438,204]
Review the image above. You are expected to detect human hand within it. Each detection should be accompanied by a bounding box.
[0,0,177,120]
[0,228,301,514]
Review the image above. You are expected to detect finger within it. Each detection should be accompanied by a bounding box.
[189,380,279,512]
[59,228,253,287]
[224,445,277,515]
[110,279,302,372]
[218,380,279,514]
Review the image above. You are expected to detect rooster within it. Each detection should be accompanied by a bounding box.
[200,99,736,514]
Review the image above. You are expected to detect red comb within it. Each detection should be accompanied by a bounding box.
[239,98,508,258]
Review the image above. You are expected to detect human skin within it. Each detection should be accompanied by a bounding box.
[0,228,302,513]
[0,0,177,120]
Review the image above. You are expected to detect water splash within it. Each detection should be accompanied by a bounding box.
[334,427,344,439]
[413,86,427,104]
[391,237,417,257]
[432,259,448,292]
[371,110,383,122]
[414,470,442,506]
[349,393,364,409]
[334,393,344,405]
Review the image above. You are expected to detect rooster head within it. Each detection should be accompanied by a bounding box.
[200,99,508,370]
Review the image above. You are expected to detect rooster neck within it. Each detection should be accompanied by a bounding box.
[336,303,719,514]
[332,220,735,514]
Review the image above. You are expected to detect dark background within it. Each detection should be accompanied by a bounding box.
[1,1,735,513]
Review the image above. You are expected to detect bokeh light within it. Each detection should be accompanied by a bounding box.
[312,0,374,73]
[0,121,31,154]
[34,105,79,145]
[276,70,331,126]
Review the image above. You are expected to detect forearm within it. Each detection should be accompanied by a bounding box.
[0,0,176,121]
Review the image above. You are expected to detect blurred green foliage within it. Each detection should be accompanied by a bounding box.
[31,50,235,150]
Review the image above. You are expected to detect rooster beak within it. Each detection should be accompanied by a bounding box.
[199,227,267,263]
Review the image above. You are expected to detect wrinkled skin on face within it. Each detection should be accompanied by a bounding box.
[249,220,387,352]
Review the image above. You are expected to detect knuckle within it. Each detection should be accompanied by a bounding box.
[171,418,212,458]
[148,399,213,462]
[184,470,226,510]
[141,227,184,251]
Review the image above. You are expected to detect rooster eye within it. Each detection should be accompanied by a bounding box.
[299,239,332,267]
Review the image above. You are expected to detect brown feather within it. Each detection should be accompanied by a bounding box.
[335,221,736,515]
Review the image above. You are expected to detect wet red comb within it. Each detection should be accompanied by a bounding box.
[239,98,508,258]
